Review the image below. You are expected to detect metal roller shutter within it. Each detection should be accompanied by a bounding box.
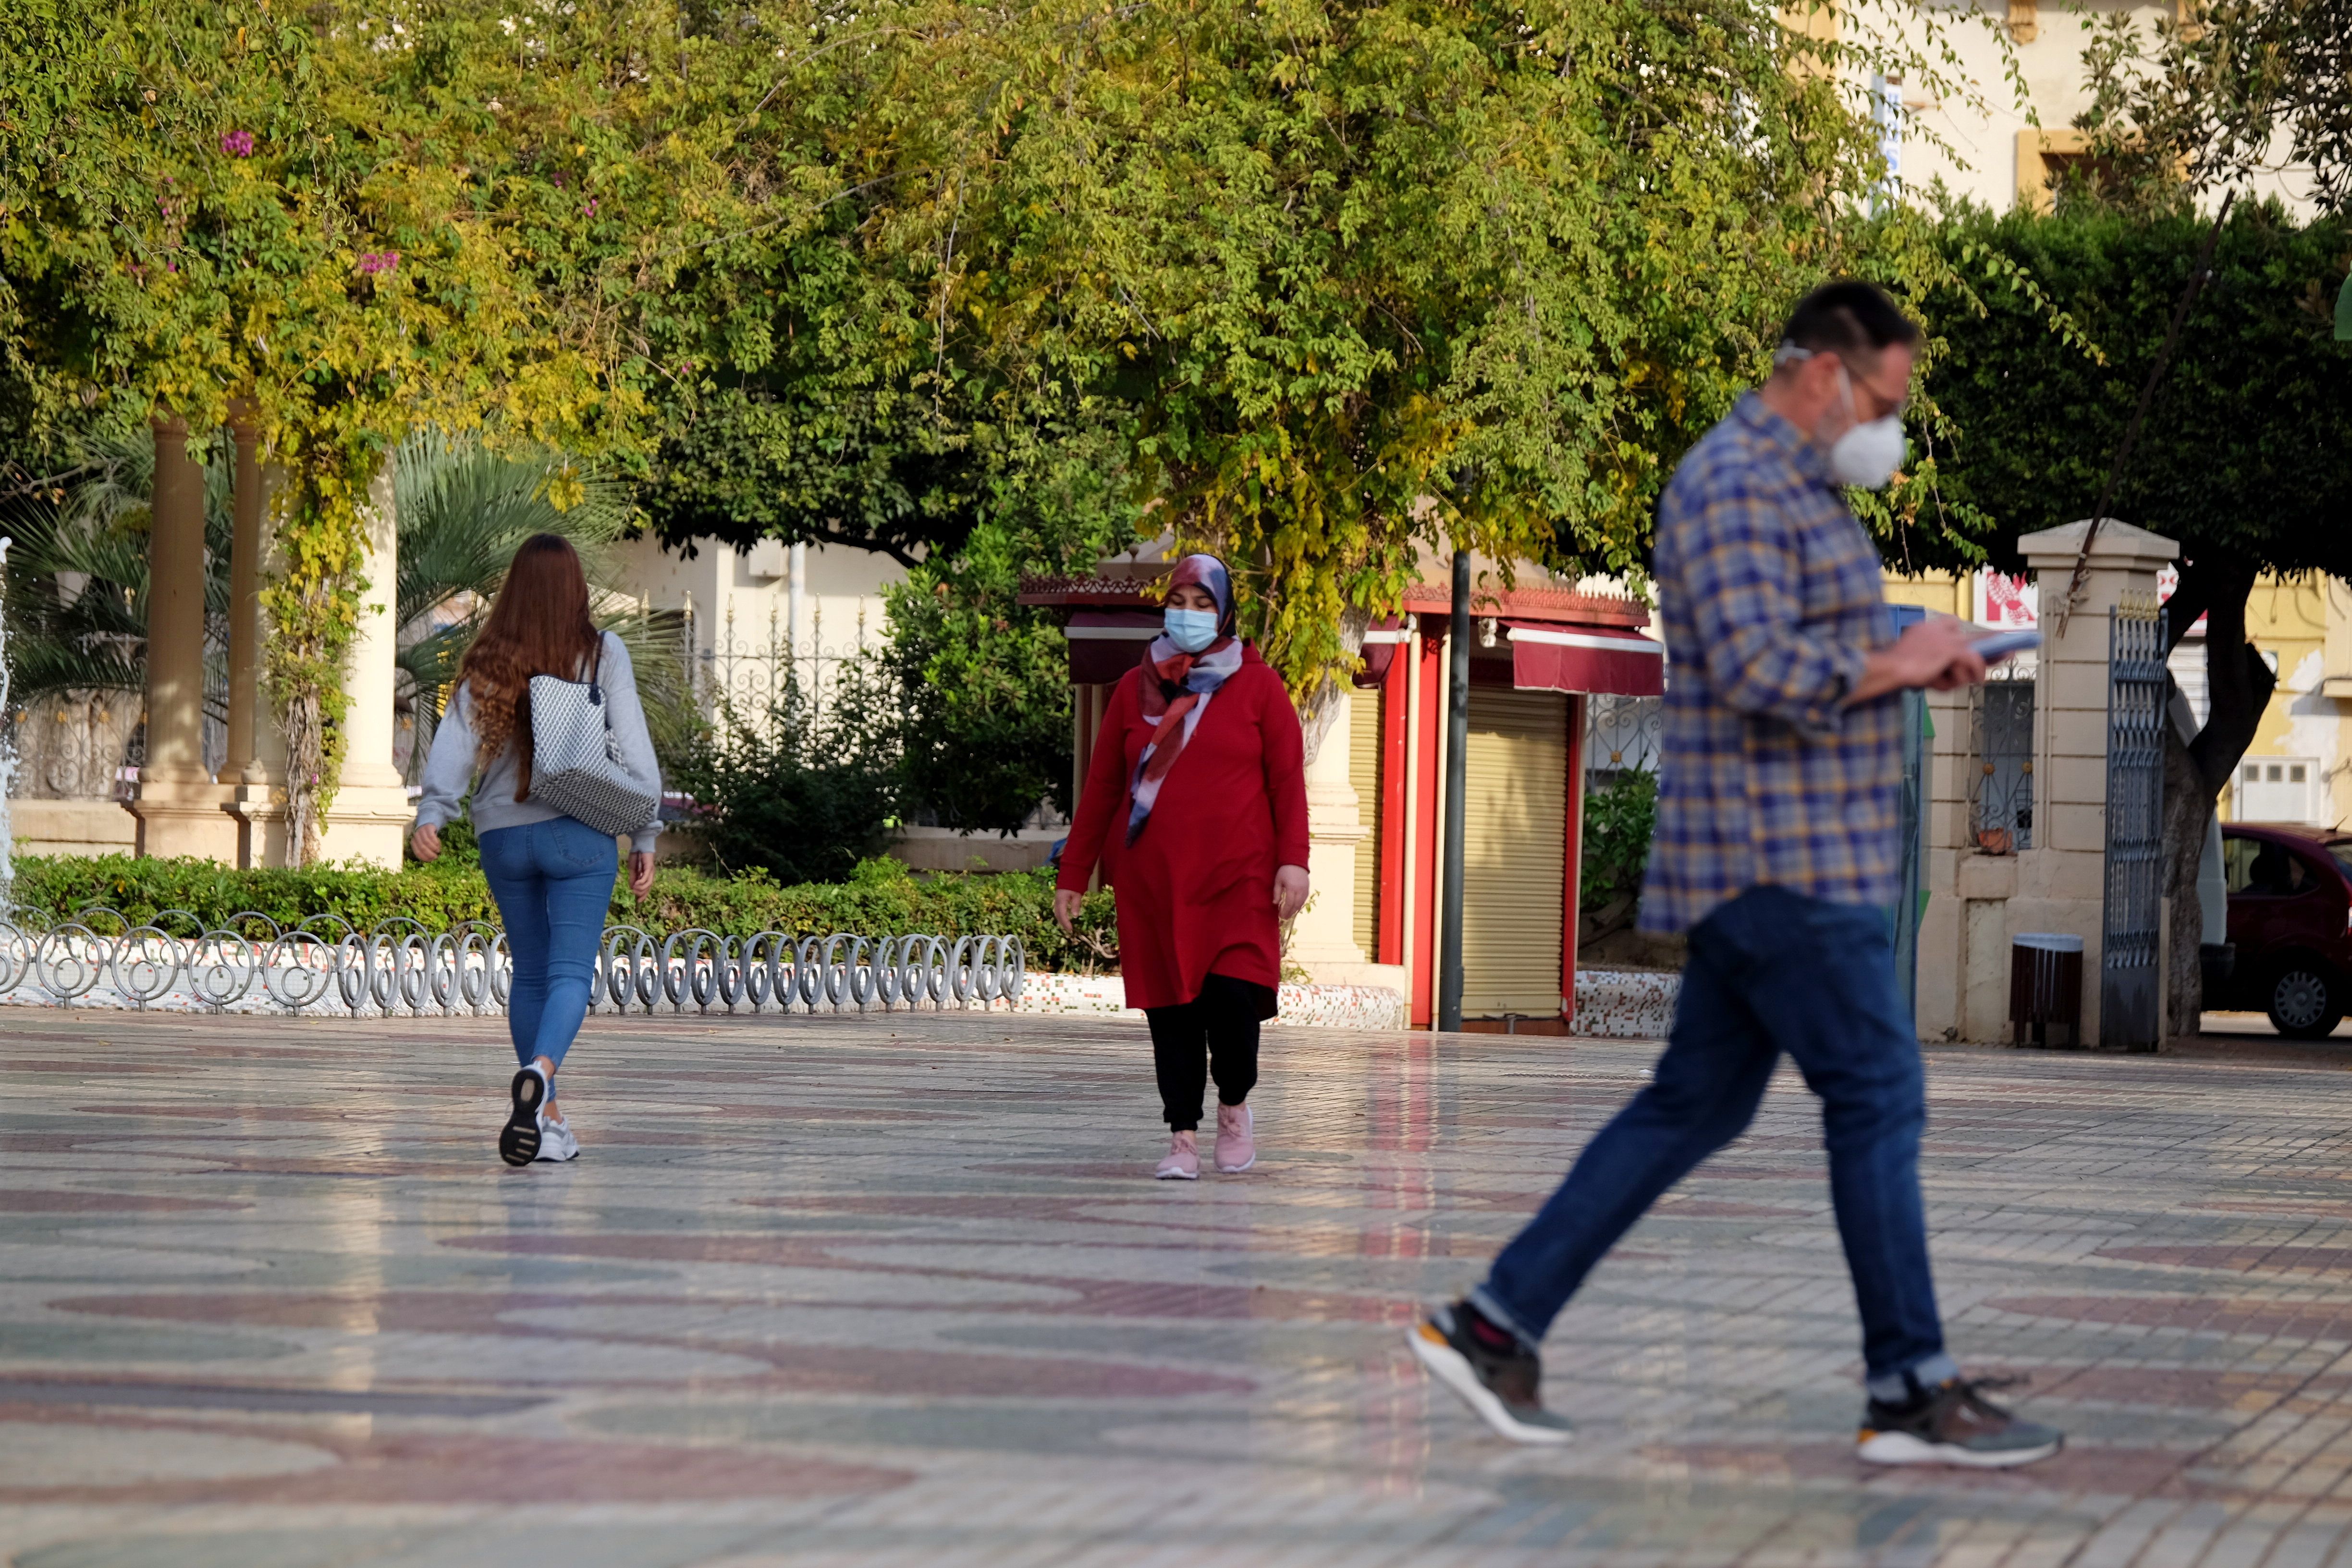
[1348,686,1384,958]
[1459,687,1568,1018]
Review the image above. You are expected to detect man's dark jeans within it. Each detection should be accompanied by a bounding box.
[1473,884,1958,1395]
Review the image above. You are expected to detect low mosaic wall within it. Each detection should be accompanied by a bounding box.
[1016,972,1409,1031]
[1568,966,1680,1039]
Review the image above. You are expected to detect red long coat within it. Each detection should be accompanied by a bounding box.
[1056,645,1311,1011]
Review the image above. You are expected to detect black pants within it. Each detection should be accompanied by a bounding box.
[1145,973,1272,1130]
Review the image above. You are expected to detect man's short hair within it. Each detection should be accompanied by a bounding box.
[1778,281,1921,368]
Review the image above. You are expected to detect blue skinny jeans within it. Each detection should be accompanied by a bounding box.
[1474,885,1959,1399]
[479,816,615,1075]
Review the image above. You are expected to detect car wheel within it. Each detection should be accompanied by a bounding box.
[2266,962,2344,1040]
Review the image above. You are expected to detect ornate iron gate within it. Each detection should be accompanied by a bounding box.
[2101,600,2168,1050]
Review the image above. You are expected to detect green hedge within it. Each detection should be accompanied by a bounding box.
[6,854,1122,973]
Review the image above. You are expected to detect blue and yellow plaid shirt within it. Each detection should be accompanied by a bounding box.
[1639,392,1901,933]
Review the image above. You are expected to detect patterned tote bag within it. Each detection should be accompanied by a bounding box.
[526,643,658,838]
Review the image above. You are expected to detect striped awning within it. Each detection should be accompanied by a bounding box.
[1506,622,1664,697]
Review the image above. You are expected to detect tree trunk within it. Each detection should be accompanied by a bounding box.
[2158,555,2274,1044]
[2161,729,2208,1043]
[1293,606,1370,767]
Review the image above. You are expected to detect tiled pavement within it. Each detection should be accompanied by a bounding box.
[7,1014,2352,1567]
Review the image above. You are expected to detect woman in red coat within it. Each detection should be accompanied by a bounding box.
[1054,554,1311,1180]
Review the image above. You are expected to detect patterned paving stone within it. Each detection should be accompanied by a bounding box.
[7,1012,2352,1564]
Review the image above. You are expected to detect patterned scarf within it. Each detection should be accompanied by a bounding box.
[1126,554,1241,844]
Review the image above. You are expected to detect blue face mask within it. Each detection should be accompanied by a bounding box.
[1164,607,1220,654]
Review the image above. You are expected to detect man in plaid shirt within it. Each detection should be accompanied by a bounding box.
[1415,282,2062,1467]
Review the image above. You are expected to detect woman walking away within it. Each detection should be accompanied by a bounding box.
[411,534,661,1167]
[1053,554,1311,1180]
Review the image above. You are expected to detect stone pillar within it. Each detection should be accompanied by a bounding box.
[313,463,413,868]
[126,417,238,861]
[223,416,267,780]
[1286,688,1409,992]
[2009,519,2178,1046]
[221,429,291,866]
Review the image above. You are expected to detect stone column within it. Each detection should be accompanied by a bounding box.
[313,462,414,868]
[1286,688,1409,992]
[223,415,264,780]
[125,416,238,860]
[2009,519,2178,1046]
[221,427,291,866]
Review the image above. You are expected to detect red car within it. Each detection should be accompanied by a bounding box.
[2221,823,2352,1038]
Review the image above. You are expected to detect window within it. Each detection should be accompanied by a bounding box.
[2223,834,2258,894]
[2236,757,2322,823]
[2231,837,2318,897]
[1968,675,2034,853]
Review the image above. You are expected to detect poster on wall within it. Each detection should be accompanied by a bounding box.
[1968,566,2205,635]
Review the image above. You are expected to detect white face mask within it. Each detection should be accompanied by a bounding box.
[1825,364,1906,489]
[1163,607,1220,654]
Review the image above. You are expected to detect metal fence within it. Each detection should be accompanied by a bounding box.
[0,908,1026,1017]
[1583,693,1662,790]
[688,597,879,738]
[2101,600,2168,1051]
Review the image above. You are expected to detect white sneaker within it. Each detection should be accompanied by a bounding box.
[534,1115,579,1162]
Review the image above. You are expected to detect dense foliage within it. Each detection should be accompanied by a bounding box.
[1578,769,1660,915]
[10,852,1121,969]
[807,0,1984,708]
[1918,198,2352,1033]
[882,417,1137,831]
[1915,203,2352,584]
[1,0,2015,858]
[0,1,835,850]
[671,662,909,886]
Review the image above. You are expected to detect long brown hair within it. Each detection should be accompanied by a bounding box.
[457,534,601,799]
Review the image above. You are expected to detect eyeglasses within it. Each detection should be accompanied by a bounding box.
[1773,342,1910,420]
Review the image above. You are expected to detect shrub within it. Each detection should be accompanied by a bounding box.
[1579,768,1658,914]
[672,659,906,886]
[5,853,1120,971]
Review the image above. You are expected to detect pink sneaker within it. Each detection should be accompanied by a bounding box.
[1155,1132,1200,1181]
[1215,1103,1256,1173]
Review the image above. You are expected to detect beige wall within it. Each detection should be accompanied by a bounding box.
[10,799,139,860]
[1892,0,2314,217]
[2218,576,2352,831]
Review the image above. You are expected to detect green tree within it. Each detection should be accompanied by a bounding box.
[881,411,1137,833]
[0,0,842,854]
[2015,0,2352,1032]
[1915,201,2352,1031]
[833,0,2001,721]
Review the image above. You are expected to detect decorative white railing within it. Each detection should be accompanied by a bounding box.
[0,907,1025,1017]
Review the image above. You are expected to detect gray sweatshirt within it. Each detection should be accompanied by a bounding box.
[413,631,663,854]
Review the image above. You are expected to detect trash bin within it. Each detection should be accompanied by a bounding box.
[2010,932,2085,1049]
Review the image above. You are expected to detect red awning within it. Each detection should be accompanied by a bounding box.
[1352,616,1407,688]
[1507,622,1664,696]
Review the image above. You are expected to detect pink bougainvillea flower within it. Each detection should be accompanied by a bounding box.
[220,129,255,157]
[356,251,402,275]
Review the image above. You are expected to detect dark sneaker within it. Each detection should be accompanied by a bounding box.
[499,1066,548,1167]
[1857,1376,2062,1468]
[1409,1299,1572,1446]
